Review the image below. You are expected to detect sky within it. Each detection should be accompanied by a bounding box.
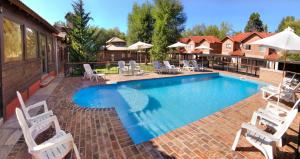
[21,0,300,33]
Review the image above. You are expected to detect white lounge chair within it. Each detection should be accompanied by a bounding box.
[153,61,167,74]
[182,60,194,71]
[232,108,298,159]
[261,82,299,102]
[17,91,53,138]
[83,64,105,82]
[163,61,181,74]
[129,60,144,75]
[16,108,81,159]
[191,60,204,71]
[117,61,130,75]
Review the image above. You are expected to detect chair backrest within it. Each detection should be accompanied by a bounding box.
[273,107,298,139]
[182,60,189,67]
[16,91,31,120]
[129,60,136,68]
[16,108,37,150]
[292,81,300,91]
[153,61,160,69]
[83,64,93,75]
[163,61,172,69]
[118,61,126,68]
[191,60,198,68]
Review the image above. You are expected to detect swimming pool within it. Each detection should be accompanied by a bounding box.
[73,73,263,144]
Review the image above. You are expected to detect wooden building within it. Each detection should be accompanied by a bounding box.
[0,0,67,120]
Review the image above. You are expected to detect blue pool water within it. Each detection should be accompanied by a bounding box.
[73,73,263,144]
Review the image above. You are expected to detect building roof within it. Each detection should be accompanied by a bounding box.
[8,0,58,33]
[106,37,126,44]
[265,53,281,61]
[106,44,128,51]
[222,32,275,43]
[230,50,244,56]
[180,36,221,44]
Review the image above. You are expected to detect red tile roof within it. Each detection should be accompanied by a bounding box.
[265,53,281,61]
[230,50,244,56]
[180,36,221,44]
[223,32,275,43]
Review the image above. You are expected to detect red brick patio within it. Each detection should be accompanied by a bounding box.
[6,72,300,159]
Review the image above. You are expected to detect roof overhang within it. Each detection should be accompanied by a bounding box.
[8,0,58,33]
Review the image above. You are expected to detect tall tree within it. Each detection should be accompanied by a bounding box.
[244,12,266,32]
[203,25,219,37]
[277,16,295,32]
[127,2,154,44]
[91,27,126,48]
[151,0,186,60]
[67,0,97,62]
[181,24,205,37]
[218,22,233,39]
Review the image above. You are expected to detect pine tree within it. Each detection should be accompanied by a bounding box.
[127,2,154,44]
[244,12,266,32]
[151,0,186,60]
[67,0,96,62]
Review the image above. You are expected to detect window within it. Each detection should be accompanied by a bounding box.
[259,46,266,52]
[3,18,23,62]
[47,37,53,63]
[226,43,232,49]
[244,44,251,50]
[26,28,38,59]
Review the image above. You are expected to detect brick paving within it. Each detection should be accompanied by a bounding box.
[6,72,300,159]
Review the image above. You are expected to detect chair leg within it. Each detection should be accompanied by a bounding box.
[73,142,81,159]
[232,129,242,151]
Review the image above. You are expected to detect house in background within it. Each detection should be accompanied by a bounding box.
[106,37,127,51]
[221,32,280,60]
[0,0,67,120]
[180,36,222,54]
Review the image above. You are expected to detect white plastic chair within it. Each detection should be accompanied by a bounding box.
[182,60,194,71]
[129,60,143,75]
[163,61,181,73]
[17,91,53,138]
[16,108,81,159]
[117,61,130,75]
[83,64,105,82]
[261,81,299,103]
[153,61,167,74]
[232,108,298,159]
[191,60,204,71]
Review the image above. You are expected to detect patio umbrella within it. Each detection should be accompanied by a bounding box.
[168,42,187,64]
[128,41,153,63]
[250,27,300,102]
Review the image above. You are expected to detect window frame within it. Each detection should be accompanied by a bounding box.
[2,17,24,63]
[25,27,38,59]
[244,44,251,51]
[226,43,232,49]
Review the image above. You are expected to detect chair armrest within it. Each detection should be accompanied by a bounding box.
[241,123,279,142]
[30,116,61,133]
[28,110,53,122]
[33,133,74,152]
[27,101,48,113]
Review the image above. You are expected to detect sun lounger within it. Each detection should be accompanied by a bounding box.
[117,61,130,75]
[182,60,194,71]
[191,60,204,71]
[153,61,167,74]
[16,108,81,159]
[129,60,144,75]
[261,82,299,102]
[163,61,181,74]
[83,64,105,82]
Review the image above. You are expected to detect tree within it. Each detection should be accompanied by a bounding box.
[244,12,266,32]
[277,16,300,36]
[181,24,205,37]
[91,27,126,48]
[203,25,219,37]
[67,0,97,62]
[218,22,233,39]
[127,2,154,44]
[151,0,186,60]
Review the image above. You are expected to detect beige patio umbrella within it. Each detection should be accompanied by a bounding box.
[195,45,213,67]
[168,42,187,64]
[250,27,300,102]
[128,41,153,63]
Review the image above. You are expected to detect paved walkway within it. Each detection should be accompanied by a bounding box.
[2,72,300,159]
